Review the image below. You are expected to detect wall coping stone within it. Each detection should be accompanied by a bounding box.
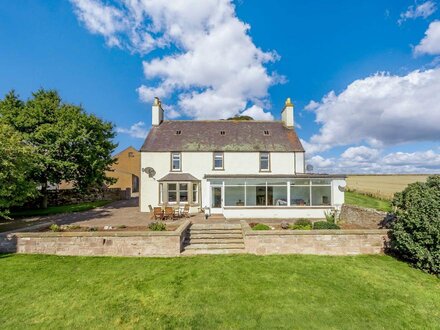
[240,220,389,236]
[10,219,191,238]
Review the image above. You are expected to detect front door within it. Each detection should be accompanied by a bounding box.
[211,186,223,214]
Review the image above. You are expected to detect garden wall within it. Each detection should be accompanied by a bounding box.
[339,204,394,229]
[0,220,190,257]
[241,221,389,255]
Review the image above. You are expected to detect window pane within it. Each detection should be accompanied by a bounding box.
[168,191,177,202]
[292,179,310,185]
[245,185,256,206]
[179,191,188,202]
[224,179,245,186]
[312,186,331,205]
[311,179,331,185]
[192,184,198,203]
[172,153,180,170]
[269,186,288,206]
[225,186,245,206]
[168,183,176,191]
[159,183,163,204]
[290,186,310,206]
[214,153,223,169]
[260,153,269,170]
[179,183,188,191]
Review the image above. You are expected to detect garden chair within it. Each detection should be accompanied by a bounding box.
[182,204,190,218]
[164,207,174,220]
[153,207,163,220]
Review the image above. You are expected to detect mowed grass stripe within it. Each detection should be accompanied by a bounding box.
[0,254,439,329]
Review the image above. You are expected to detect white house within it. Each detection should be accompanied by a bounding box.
[140,97,345,219]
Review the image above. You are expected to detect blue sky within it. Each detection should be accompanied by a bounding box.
[1,0,439,173]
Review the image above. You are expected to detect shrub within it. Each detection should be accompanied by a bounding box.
[390,175,440,275]
[49,224,62,232]
[313,221,340,230]
[117,225,127,229]
[324,210,336,223]
[290,223,312,230]
[252,223,271,231]
[280,220,290,229]
[148,221,166,231]
[295,218,312,226]
[249,222,258,228]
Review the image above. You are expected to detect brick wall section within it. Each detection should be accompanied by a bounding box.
[339,204,394,229]
[0,220,190,257]
[241,221,389,255]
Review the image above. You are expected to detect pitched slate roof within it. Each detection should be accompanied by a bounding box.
[159,173,199,181]
[140,121,304,152]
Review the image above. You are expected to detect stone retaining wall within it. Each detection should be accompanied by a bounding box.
[339,204,394,229]
[241,221,389,255]
[0,220,190,257]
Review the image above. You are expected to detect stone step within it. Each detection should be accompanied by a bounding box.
[181,249,246,256]
[188,233,243,239]
[185,238,244,244]
[189,229,242,234]
[191,224,241,230]
[184,243,245,250]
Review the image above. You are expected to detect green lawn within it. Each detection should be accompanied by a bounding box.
[0,254,439,329]
[345,191,392,212]
[0,201,112,233]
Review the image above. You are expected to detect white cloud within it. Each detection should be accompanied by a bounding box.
[116,121,149,139]
[414,20,440,55]
[240,105,274,120]
[306,147,440,174]
[398,1,437,24]
[304,68,440,152]
[71,0,280,120]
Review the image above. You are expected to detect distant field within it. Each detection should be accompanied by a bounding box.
[346,175,430,200]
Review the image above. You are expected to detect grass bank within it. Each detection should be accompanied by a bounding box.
[0,254,439,329]
[345,191,392,212]
[0,201,112,233]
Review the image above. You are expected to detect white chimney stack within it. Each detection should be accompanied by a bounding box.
[152,97,164,126]
[281,97,294,128]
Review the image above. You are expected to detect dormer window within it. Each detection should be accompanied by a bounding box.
[263,130,270,136]
[220,130,225,135]
[175,130,181,135]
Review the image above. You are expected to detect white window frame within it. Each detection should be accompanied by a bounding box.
[259,152,270,172]
[213,152,224,170]
[192,183,199,204]
[171,152,181,172]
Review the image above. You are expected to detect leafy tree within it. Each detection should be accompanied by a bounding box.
[0,123,38,218]
[390,175,440,275]
[227,115,254,121]
[0,89,117,208]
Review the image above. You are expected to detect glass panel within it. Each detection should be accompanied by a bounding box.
[179,183,188,202]
[168,192,177,202]
[292,179,310,185]
[255,186,267,205]
[290,186,310,206]
[159,183,163,204]
[269,185,288,206]
[212,187,222,208]
[312,186,332,205]
[245,179,267,186]
[311,179,331,185]
[168,183,176,190]
[225,186,245,206]
[224,179,245,186]
[260,152,269,170]
[266,179,287,186]
[214,153,223,169]
[245,185,257,206]
[192,184,198,203]
[209,180,223,185]
[172,153,180,170]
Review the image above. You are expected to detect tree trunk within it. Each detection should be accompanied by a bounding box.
[41,182,48,209]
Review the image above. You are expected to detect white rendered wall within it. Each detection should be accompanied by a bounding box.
[295,152,305,173]
[140,151,302,212]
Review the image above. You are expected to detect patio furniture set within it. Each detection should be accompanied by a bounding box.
[149,204,191,221]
